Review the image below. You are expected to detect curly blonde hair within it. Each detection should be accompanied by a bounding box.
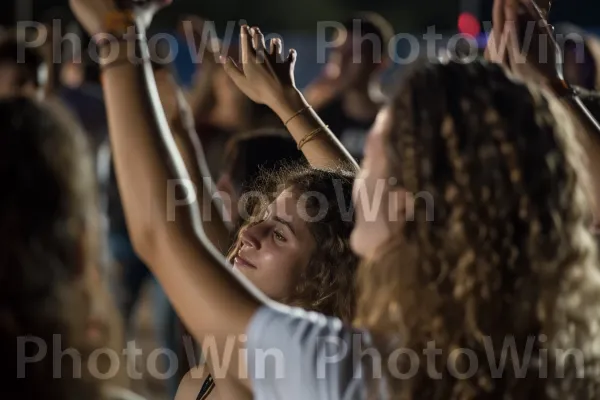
[228,163,358,323]
[356,60,600,398]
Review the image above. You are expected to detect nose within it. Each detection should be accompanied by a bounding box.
[240,223,262,250]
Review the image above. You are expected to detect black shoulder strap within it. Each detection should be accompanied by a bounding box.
[197,374,215,400]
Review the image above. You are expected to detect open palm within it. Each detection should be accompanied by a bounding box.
[222,25,298,109]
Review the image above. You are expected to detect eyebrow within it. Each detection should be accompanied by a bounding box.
[274,215,296,236]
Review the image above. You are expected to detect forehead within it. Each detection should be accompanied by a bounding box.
[268,189,300,217]
[265,189,315,237]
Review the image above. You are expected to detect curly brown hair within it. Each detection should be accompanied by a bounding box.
[0,97,102,400]
[356,60,600,398]
[228,163,358,323]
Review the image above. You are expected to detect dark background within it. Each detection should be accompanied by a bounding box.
[2,0,599,33]
[2,0,597,87]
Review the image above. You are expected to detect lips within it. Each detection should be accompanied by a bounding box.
[234,254,257,269]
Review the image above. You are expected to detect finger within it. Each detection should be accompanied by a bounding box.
[240,25,255,64]
[251,26,266,52]
[524,0,552,33]
[534,0,552,18]
[222,56,246,87]
[270,38,284,62]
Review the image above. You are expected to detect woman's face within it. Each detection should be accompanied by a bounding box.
[233,188,316,301]
[351,107,408,259]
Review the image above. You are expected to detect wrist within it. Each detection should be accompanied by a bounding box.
[271,88,309,122]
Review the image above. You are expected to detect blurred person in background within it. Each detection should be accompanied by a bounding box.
[303,12,393,161]
[70,0,600,397]
[0,96,136,400]
[0,32,46,99]
[87,14,362,399]
[180,16,281,178]
[37,23,181,397]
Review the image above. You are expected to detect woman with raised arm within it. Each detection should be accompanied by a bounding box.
[70,0,600,398]
[487,0,600,225]
[85,4,360,400]
[153,62,360,399]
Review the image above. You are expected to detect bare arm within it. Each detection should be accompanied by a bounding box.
[273,87,359,172]
[93,19,268,359]
[185,63,217,126]
[154,67,233,252]
[221,26,359,173]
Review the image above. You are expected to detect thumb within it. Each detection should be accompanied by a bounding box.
[222,56,246,87]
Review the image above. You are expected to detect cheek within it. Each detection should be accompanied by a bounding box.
[255,245,307,300]
[261,244,305,277]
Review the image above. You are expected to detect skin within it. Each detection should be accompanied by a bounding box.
[351,107,403,259]
[233,188,316,300]
[69,0,600,397]
[69,0,353,395]
[488,0,600,221]
[176,188,318,400]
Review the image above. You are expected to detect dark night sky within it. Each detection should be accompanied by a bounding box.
[0,0,597,33]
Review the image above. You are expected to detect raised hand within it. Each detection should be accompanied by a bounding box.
[69,0,169,38]
[487,0,567,94]
[222,25,298,111]
[69,0,120,37]
[506,0,564,88]
[535,0,552,17]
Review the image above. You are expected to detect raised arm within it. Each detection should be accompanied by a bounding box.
[154,65,233,252]
[69,0,269,360]
[222,26,359,172]
[491,0,600,218]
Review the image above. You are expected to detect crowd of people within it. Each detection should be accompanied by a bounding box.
[5,0,600,398]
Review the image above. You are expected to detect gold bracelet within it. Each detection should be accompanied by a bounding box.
[284,105,312,126]
[297,125,327,150]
